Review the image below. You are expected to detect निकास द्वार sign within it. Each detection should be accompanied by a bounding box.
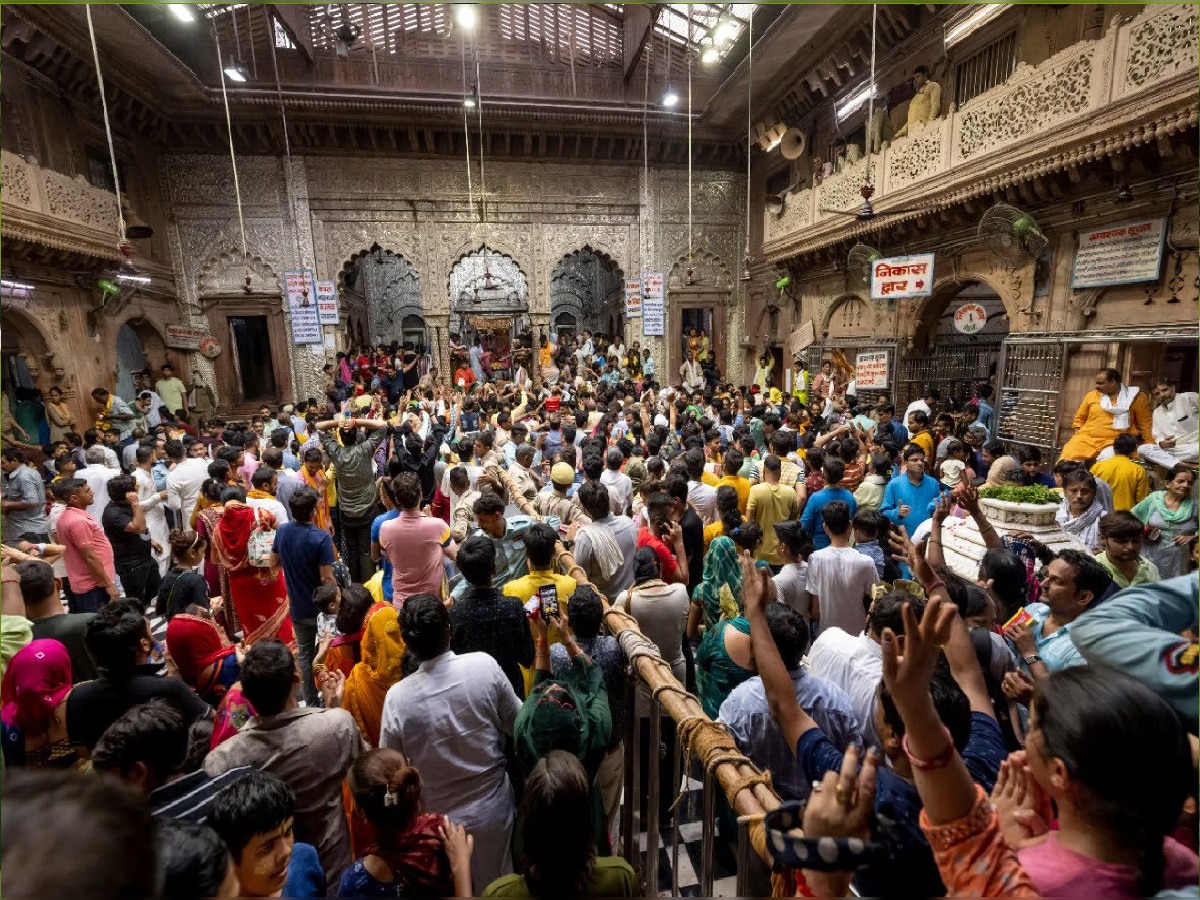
[952,302,987,335]
[854,350,889,390]
[870,253,935,300]
[1070,218,1167,289]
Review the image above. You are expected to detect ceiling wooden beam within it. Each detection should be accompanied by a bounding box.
[268,4,313,64]
[623,4,660,85]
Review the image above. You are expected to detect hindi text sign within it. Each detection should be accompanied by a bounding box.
[624,280,642,319]
[1071,218,1167,289]
[870,253,935,301]
[285,270,322,345]
[952,303,987,335]
[315,280,340,325]
[855,350,889,390]
[641,272,665,337]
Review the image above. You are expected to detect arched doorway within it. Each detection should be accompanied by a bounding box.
[1,307,53,444]
[449,246,529,380]
[898,280,1009,408]
[550,247,624,337]
[343,244,423,348]
[554,311,579,335]
[667,249,733,378]
[115,324,148,402]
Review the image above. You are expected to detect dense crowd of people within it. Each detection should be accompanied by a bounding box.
[1,330,1196,898]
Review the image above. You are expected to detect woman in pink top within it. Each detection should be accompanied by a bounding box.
[1012,666,1197,898]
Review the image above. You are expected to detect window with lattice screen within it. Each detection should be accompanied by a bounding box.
[308,4,447,53]
[497,5,621,63]
[953,31,1017,106]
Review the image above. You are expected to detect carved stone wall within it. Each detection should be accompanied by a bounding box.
[159,152,744,400]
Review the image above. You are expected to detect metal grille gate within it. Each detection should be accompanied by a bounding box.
[996,338,1067,452]
[896,337,1003,410]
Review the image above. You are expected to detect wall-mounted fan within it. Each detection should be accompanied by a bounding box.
[978,203,1049,267]
[847,243,883,292]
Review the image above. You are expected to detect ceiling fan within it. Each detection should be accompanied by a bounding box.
[818,5,935,224]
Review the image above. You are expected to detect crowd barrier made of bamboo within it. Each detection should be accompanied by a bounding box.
[482,465,786,896]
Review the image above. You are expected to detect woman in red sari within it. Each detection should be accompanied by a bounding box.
[209,486,294,646]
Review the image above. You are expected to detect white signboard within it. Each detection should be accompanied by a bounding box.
[315,280,340,325]
[1071,218,1167,289]
[641,271,665,337]
[285,270,322,345]
[624,280,642,319]
[953,302,988,335]
[855,350,889,390]
[870,253,935,300]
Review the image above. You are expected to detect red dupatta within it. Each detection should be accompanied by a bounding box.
[211,501,259,571]
[371,813,456,897]
[167,613,237,697]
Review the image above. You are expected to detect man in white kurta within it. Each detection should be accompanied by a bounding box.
[132,446,171,575]
[380,628,522,892]
[679,351,705,394]
[1139,379,1199,470]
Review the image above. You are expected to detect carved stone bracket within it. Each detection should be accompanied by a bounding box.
[1067,287,1105,317]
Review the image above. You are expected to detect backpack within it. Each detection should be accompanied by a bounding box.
[247,510,276,568]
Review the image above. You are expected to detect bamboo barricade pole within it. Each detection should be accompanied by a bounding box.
[484,464,782,867]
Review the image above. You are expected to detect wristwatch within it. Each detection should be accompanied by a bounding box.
[1023,654,1042,666]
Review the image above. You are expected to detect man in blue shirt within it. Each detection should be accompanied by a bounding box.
[270,485,336,706]
[720,603,861,802]
[881,445,941,534]
[799,458,858,551]
[370,479,402,605]
[976,384,997,440]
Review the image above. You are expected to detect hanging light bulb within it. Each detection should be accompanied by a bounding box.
[661,84,679,107]
[167,4,196,23]
[223,56,250,82]
[453,4,477,31]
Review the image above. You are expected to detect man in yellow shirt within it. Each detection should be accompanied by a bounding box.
[1089,434,1149,511]
[502,521,577,694]
[906,410,935,461]
[894,65,941,138]
[746,455,798,569]
[714,448,751,513]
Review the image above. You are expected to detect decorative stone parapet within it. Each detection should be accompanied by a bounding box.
[763,3,1199,260]
[1,150,123,260]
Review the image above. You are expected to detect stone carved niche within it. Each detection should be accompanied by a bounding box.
[550,247,624,335]
[348,245,423,345]
[668,248,733,293]
[886,124,946,193]
[448,247,529,317]
[196,250,282,298]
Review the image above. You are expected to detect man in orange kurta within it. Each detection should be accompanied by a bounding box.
[1059,368,1153,462]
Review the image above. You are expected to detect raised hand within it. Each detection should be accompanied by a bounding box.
[803,743,879,841]
[880,594,956,713]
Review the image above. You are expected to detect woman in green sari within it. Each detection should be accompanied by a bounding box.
[690,532,770,720]
[1131,466,1197,579]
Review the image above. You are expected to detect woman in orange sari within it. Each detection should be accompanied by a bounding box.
[299,445,334,535]
[209,486,294,646]
[341,604,405,748]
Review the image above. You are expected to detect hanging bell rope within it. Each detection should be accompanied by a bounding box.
[84,6,127,255]
[213,22,252,290]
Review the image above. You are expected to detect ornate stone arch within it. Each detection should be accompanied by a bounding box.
[667,248,733,292]
[550,246,624,335]
[1,305,60,377]
[447,245,529,318]
[196,248,282,297]
[907,256,1033,344]
[818,292,871,336]
[343,244,423,345]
